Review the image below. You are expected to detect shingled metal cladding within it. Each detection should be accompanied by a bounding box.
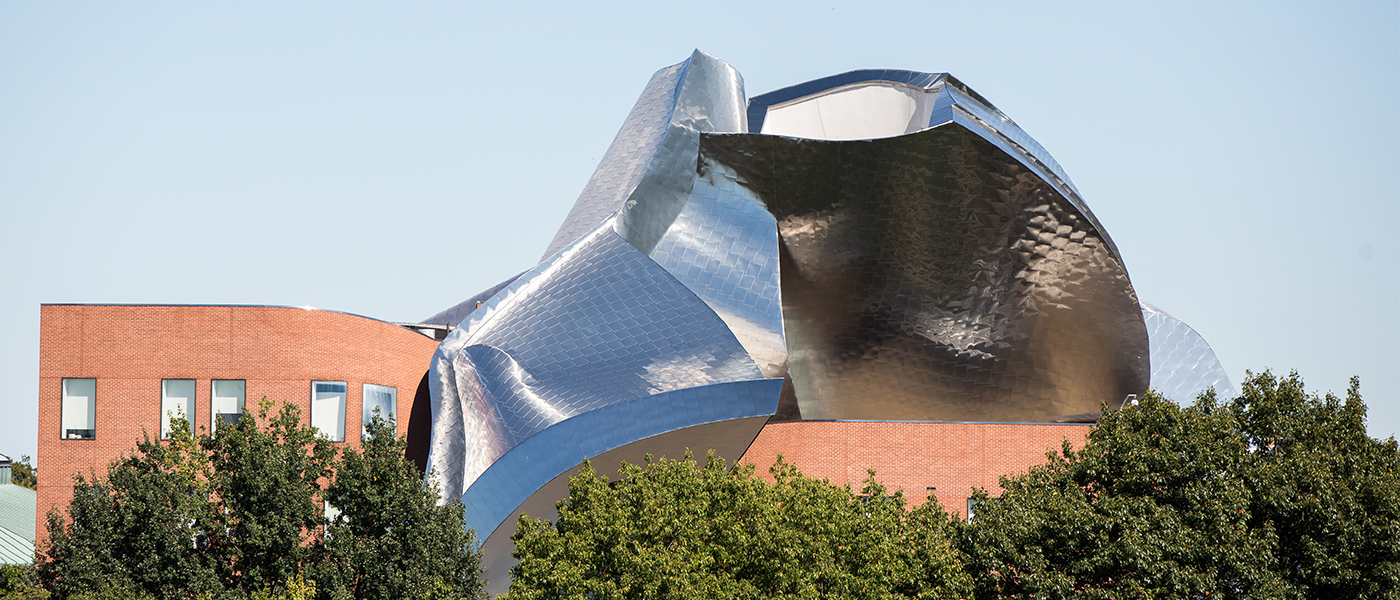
[1141,301,1235,402]
[425,52,1231,589]
[426,51,782,554]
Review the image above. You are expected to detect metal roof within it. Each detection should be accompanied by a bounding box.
[0,483,35,564]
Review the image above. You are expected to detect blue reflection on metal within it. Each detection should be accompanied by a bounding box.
[428,220,768,503]
[1141,301,1235,402]
[460,378,781,541]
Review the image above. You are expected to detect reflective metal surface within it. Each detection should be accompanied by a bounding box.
[539,50,748,261]
[1141,301,1235,402]
[422,272,524,328]
[423,53,1213,563]
[751,71,1120,260]
[428,222,768,505]
[701,124,1149,422]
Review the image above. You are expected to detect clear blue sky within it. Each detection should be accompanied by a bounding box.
[2,2,1396,468]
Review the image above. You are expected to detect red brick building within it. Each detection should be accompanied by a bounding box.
[35,304,441,542]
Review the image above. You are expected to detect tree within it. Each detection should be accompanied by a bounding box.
[0,563,50,599]
[38,416,223,599]
[38,399,484,600]
[8,455,38,490]
[200,400,336,593]
[505,451,972,600]
[960,371,1400,599]
[311,412,484,600]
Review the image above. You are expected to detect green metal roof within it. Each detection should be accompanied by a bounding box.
[0,483,36,564]
[0,525,30,564]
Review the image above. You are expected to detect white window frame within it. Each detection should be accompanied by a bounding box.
[361,383,397,439]
[211,379,246,430]
[311,381,347,442]
[61,378,97,440]
[160,379,197,440]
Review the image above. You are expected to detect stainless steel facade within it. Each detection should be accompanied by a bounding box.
[1141,301,1235,402]
[425,52,1231,582]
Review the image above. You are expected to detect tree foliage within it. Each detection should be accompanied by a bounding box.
[8,455,38,490]
[37,399,483,600]
[505,452,972,600]
[961,371,1400,599]
[311,414,484,600]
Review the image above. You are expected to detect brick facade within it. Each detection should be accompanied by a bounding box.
[36,304,440,543]
[737,420,1092,517]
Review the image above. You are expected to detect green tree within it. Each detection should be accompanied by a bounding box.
[310,412,484,600]
[38,417,222,599]
[960,371,1400,599]
[505,451,971,600]
[200,400,335,593]
[37,399,483,600]
[8,455,38,490]
[0,563,50,599]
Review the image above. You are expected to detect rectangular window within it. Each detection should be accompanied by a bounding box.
[311,381,347,442]
[61,378,96,440]
[211,380,246,430]
[966,497,978,523]
[361,383,397,439]
[160,379,197,439]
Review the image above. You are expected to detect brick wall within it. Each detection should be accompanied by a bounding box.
[737,420,1091,517]
[36,304,440,544]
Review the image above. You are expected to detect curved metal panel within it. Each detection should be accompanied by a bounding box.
[427,222,765,501]
[700,122,1150,422]
[460,378,782,546]
[750,70,1120,261]
[1142,301,1235,402]
[649,156,786,378]
[539,50,747,262]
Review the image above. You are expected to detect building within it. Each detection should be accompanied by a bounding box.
[0,455,37,565]
[36,305,442,543]
[37,51,1231,593]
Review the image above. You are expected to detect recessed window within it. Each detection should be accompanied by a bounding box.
[212,380,246,430]
[311,381,347,442]
[361,383,397,439]
[160,379,196,439]
[61,378,96,440]
[966,497,978,523]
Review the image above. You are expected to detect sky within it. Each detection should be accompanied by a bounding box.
[2,2,1396,467]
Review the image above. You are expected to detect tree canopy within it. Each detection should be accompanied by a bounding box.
[961,371,1400,599]
[505,452,972,600]
[26,370,1398,599]
[37,399,484,600]
[7,455,37,490]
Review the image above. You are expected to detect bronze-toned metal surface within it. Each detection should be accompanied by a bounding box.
[701,123,1150,422]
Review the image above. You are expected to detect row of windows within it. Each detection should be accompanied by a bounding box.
[59,378,398,443]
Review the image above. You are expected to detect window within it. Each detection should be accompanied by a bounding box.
[160,379,197,439]
[311,381,347,442]
[361,383,397,439]
[323,501,343,538]
[212,380,246,430]
[966,497,979,523]
[61,378,96,440]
